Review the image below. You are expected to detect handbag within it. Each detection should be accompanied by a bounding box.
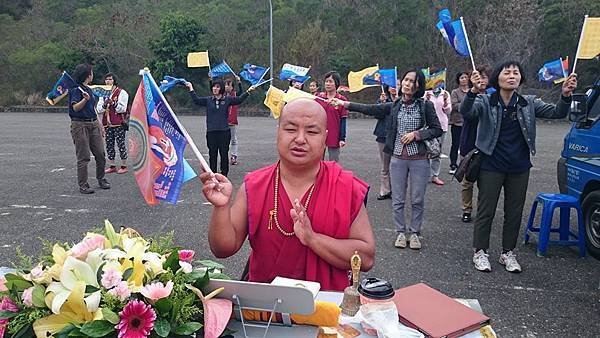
[423,136,441,159]
[454,148,482,182]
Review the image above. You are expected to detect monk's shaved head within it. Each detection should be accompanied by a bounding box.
[280,98,327,128]
[277,98,328,167]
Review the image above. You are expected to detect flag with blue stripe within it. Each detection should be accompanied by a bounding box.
[538,58,567,82]
[436,9,470,57]
[240,64,268,85]
[279,63,311,83]
[209,60,234,78]
[46,71,77,105]
[159,76,188,93]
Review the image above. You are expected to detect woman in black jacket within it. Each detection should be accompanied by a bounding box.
[185,79,255,176]
[331,69,442,250]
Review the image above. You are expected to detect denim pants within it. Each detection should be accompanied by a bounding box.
[390,157,430,234]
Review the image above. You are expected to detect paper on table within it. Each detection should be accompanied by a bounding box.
[271,276,321,298]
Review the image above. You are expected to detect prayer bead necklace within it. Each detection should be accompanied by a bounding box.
[268,164,315,237]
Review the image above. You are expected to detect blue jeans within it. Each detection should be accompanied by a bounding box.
[390,157,430,234]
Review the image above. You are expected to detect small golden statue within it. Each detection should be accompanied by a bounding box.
[340,251,361,316]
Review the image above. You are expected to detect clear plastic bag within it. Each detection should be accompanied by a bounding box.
[339,302,424,338]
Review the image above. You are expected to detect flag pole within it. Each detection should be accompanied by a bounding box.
[460,17,476,71]
[142,68,213,175]
[376,63,385,94]
[257,67,270,84]
[572,15,588,74]
[224,60,237,77]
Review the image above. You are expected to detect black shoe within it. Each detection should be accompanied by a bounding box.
[79,184,94,194]
[462,212,472,223]
[98,179,111,189]
[377,192,392,200]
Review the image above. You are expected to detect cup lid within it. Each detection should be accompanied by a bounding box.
[358,277,395,299]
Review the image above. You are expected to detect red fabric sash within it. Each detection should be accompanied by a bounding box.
[227,91,238,125]
[102,87,124,126]
[244,161,369,291]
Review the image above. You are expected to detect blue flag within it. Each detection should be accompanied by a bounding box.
[209,60,234,78]
[240,64,268,85]
[362,68,398,89]
[436,9,470,57]
[46,71,77,105]
[137,72,196,204]
[279,63,311,83]
[538,58,566,82]
[159,76,188,93]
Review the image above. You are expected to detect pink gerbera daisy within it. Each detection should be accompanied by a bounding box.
[116,300,156,338]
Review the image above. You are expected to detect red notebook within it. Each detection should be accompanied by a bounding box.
[392,283,490,338]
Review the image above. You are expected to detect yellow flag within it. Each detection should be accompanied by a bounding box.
[187,51,210,68]
[264,86,286,119]
[578,17,600,59]
[348,66,379,93]
[283,87,315,102]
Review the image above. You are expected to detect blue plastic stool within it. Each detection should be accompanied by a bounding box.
[525,193,586,257]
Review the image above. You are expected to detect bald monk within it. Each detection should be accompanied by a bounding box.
[200,98,375,291]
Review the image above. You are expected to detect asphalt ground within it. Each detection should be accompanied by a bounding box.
[0,112,598,337]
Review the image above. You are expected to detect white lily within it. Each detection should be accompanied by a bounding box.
[45,256,100,314]
[143,252,165,276]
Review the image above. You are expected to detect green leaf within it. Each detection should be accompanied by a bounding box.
[173,322,202,335]
[80,320,115,337]
[208,272,231,280]
[192,270,210,289]
[104,220,120,247]
[32,284,46,307]
[85,285,100,294]
[101,308,120,324]
[55,324,79,338]
[4,273,32,292]
[5,279,32,291]
[122,268,133,281]
[12,323,34,338]
[153,318,171,337]
[163,249,180,272]
[182,270,206,283]
[154,298,172,316]
[0,310,19,319]
[197,260,225,270]
[96,261,107,286]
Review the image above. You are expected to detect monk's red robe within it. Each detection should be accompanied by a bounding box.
[244,161,369,291]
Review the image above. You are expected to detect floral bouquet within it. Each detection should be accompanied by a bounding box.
[0,220,233,338]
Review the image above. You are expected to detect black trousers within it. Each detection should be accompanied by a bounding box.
[206,130,231,176]
[474,169,530,251]
[450,125,462,167]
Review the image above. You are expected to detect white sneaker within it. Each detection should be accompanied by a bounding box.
[473,250,491,272]
[440,154,449,158]
[499,251,522,273]
[394,233,407,248]
[409,234,422,250]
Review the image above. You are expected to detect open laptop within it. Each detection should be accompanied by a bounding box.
[392,283,490,338]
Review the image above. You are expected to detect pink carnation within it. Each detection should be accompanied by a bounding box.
[0,296,19,337]
[0,277,6,292]
[101,269,123,289]
[178,250,195,263]
[22,287,33,307]
[71,235,105,260]
[108,281,131,301]
[140,281,173,302]
[30,266,44,280]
